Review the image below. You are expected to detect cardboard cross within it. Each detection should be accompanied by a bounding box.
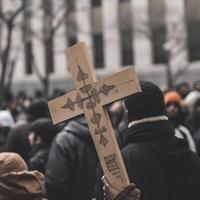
[48,42,141,191]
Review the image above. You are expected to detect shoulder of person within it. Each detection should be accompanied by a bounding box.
[122,142,150,154]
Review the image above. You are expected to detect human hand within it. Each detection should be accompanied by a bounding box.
[101,176,140,200]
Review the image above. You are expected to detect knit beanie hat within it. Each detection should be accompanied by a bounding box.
[30,118,58,145]
[124,81,164,120]
[164,91,182,106]
[26,99,50,122]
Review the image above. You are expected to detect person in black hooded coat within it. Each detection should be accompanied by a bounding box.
[28,118,59,174]
[96,81,200,200]
[45,116,98,200]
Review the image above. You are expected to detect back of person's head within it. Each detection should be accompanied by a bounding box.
[184,91,200,114]
[193,98,200,112]
[124,81,164,122]
[34,89,44,99]
[30,118,58,145]
[0,152,28,176]
[176,82,190,98]
[192,97,200,118]
[193,80,200,92]
[108,101,125,129]
[26,99,50,122]
[0,152,44,200]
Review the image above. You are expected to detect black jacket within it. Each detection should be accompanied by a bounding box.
[96,120,200,200]
[29,145,49,174]
[45,117,98,200]
[5,123,31,163]
[0,127,10,152]
[193,128,200,156]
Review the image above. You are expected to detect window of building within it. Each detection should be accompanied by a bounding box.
[25,41,33,74]
[118,0,134,66]
[24,1,33,75]
[43,0,54,74]
[91,0,101,7]
[187,20,200,61]
[185,0,200,61]
[120,30,134,66]
[149,0,167,64]
[93,33,104,68]
[151,25,167,64]
[66,0,75,12]
[45,37,54,74]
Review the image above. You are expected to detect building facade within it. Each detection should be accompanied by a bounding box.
[1,0,200,96]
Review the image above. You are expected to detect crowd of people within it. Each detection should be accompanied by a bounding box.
[0,80,200,200]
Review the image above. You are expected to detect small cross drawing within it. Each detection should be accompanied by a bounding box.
[61,64,115,147]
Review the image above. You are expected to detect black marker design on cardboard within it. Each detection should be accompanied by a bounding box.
[104,153,123,182]
[61,63,115,147]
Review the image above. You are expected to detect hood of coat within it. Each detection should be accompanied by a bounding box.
[0,170,44,200]
[0,153,28,176]
[64,116,92,143]
[121,120,175,145]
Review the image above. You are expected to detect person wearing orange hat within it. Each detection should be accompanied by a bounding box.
[164,91,196,152]
[164,91,182,106]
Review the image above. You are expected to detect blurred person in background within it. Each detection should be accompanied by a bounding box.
[108,100,128,147]
[8,99,20,122]
[185,95,200,156]
[0,110,15,152]
[164,91,196,152]
[5,99,50,163]
[15,90,31,121]
[45,116,99,200]
[176,82,191,99]
[190,99,200,156]
[34,89,45,100]
[184,90,200,118]
[50,88,65,99]
[193,80,200,92]
[28,118,59,174]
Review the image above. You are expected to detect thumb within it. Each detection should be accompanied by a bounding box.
[102,175,110,187]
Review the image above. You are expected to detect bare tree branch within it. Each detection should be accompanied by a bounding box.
[0,11,6,22]
[51,3,66,20]
[52,7,68,34]
[32,53,43,82]
[9,3,24,21]
[0,0,25,100]
[7,45,21,90]
[173,63,191,80]
[0,0,24,24]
